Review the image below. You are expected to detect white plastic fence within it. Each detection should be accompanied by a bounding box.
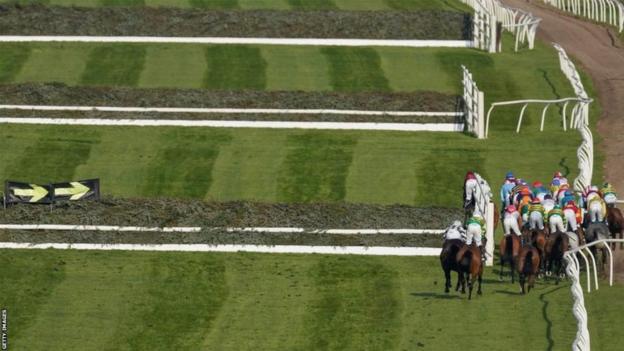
[484,44,593,192]
[462,65,486,138]
[543,0,624,32]
[563,238,624,351]
[461,0,541,51]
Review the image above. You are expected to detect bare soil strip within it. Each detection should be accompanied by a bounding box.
[0,5,471,40]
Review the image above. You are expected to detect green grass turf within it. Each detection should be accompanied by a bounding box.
[0,39,604,205]
[1,249,622,350]
[203,46,267,90]
[0,44,30,83]
[80,45,146,86]
[139,45,207,89]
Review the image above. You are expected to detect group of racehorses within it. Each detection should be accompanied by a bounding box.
[440,190,624,300]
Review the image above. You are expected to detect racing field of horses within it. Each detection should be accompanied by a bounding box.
[1,0,624,350]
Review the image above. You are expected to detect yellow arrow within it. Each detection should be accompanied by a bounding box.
[13,184,49,202]
[54,182,90,200]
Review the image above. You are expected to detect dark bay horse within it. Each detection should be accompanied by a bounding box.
[517,245,540,294]
[607,207,624,249]
[456,244,483,299]
[545,231,569,284]
[585,222,610,271]
[440,239,465,293]
[499,234,521,283]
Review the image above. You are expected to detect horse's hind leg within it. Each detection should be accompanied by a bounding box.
[455,272,462,292]
[510,259,516,284]
[468,276,474,300]
[519,274,526,294]
[499,258,505,281]
[444,268,451,293]
[477,273,483,295]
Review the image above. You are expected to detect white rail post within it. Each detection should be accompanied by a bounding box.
[485,201,495,266]
[564,253,591,351]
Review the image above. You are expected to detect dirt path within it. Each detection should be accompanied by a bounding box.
[502,0,624,191]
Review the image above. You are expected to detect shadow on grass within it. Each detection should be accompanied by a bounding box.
[494,289,523,296]
[540,285,566,351]
[410,292,462,300]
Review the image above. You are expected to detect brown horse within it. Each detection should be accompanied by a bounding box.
[607,207,624,249]
[440,239,465,294]
[499,234,521,283]
[456,244,483,300]
[530,228,548,274]
[517,245,541,294]
[545,231,569,284]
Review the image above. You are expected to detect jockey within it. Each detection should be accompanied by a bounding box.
[443,220,466,242]
[560,189,576,207]
[550,178,561,199]
[548,204,566,233]
[542,194,556,215]
[466,211,486,261]
[532,181,549,202]
[516,187,532,211]
[556,183,570,205]
[502,204,522,237]
[500,172,516,207]
[563,200,581,232]
[585,185,601,206]
[601,182,617,207]
[464,171,478,206]
[528,198,545,231]
[552,171,568,186]
[588,196,607,224]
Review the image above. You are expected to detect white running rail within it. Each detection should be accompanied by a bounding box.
[461,0,541,51]
[563,238,624,351]
[462,65,486,138]
[543,0,624,32]
[484,44,593,193]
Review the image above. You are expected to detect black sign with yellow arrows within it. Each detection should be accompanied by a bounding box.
[4,179,100,205]
[52,179,100,202]
[5,181,54,204]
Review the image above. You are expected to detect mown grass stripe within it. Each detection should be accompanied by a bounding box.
[321,47,390,92]
[277,132,356,202]
[144,0,193,8]
[262,46,331,92]
[288,0,338,9]
[139,45,206,89]
[304,256,401,350]
[100,0,144,5]
[0,44,30,83]
[81,45,146,87]
[207,130,288,202]
[203,46,267,90]
[190,0,238,8]
[239,0,289,9]
[6,128,100,183]
[15,45,90,86]
[142,129,231,198]
[379,47,456,93]
[334,0,387,10]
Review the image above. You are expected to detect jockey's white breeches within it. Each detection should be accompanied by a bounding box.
[529,212,544,230]
[466,223,482,246]
[503,217,521,236]
[465,179,477,202]
[563,209,578,231]
[549,215,565,233]
[589,202,604,222]
[604,194,617,206]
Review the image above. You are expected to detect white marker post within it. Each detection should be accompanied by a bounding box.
[485,202,495,266]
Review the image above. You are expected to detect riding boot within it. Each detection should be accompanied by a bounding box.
[479,246,486,262]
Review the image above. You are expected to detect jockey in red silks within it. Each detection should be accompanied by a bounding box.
[563,200,581,232]
[464,171,478,206]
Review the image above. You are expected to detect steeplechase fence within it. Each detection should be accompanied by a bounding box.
[462,65,486,138]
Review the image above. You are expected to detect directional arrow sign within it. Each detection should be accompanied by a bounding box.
[5,181,53,204]
[51,179,100,202]
[54,182,90,200]
[14,184,49,202]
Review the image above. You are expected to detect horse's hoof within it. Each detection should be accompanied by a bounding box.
[478,290,482,295]
[498,276,503,282]
[445,289,449,294]
[538,273,544,279]
[546,271,552,277]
